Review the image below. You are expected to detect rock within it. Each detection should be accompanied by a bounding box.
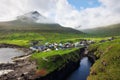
[90,70,97,75]
[101,60,107,66]
[0,57,36,80]
[17,77,24,80]
[108,37,115,41]
[99,40,106,43]
[0,63,15,70]
[0,70,14,76]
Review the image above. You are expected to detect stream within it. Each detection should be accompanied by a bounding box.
[0,48,25,63]
[67,57,92,80]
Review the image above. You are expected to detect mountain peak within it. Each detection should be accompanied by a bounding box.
[17,11,55,24]
[30,11,42,18]
[31,11,39,15]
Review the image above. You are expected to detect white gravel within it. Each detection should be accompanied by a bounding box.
[0,70,13,76]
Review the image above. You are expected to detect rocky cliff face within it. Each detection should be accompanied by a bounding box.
[36,48,85,80]
[36,60,80,80]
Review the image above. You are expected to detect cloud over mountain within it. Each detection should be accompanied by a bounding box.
[0,0,120,29]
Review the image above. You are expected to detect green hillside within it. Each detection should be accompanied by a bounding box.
[0,20,81,33]
[0,20,84,47]
[87,38,120,80]
[82,23,120,36]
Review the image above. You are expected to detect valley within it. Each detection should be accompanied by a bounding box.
[0,11,120,80]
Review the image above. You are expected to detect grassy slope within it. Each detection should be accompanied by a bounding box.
[82,23,120,36]
[31,48,80,76]
[0,20,85,47]
[87,38,120,80]
[0,20,81,33]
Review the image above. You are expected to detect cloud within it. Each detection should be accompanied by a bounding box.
[0,0,55,21]
[54,0,120,29]
[0,0,120,29]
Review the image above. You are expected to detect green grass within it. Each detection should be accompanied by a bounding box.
[0,31,114,47]
[87,38,120,80]
[31,48,80,76]
[0,31,90,47]
[0,19,85,47]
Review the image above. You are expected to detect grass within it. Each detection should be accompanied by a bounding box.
[87,38,120,80]
[31,48,80,76]
[0,31,114,47]
[31,48,78,58]
[0,32,87,47]
[0,31,108,47]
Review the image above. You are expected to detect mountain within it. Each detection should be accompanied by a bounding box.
[17,11,54,24]
[0,11,82,33]
[81,23,120,36]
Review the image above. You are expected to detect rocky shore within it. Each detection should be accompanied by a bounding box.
[0,43,36,80]
[0,57,37,80]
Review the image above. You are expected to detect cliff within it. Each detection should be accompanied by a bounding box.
[31,48,85,80]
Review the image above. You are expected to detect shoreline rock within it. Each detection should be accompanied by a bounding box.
[0,43,36,80]
[0,57,37,80]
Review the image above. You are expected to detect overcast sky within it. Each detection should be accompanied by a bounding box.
[0,0,120,29]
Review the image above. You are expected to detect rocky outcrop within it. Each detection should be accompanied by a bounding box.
[87,51,97,65]
[0,57,36,80]
[0,63,15,70]
[87,54,96,64]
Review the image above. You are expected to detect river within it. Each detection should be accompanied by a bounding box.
[0,48,25,63]
[67,57,92,80]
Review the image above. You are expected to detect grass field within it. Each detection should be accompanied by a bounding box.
[0,32,87,47]
[0,31,116,47]
[87,38,120,80]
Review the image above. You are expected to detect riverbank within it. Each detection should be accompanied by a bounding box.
[87,38,120,80]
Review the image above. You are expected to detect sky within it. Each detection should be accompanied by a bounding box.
[68,0,101,10]
[0,0,120,29]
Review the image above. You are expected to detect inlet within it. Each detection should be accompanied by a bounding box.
[0,48,25,63]
[67,57,92,80]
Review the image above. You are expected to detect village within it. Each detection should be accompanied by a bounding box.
[29,37,115,53]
